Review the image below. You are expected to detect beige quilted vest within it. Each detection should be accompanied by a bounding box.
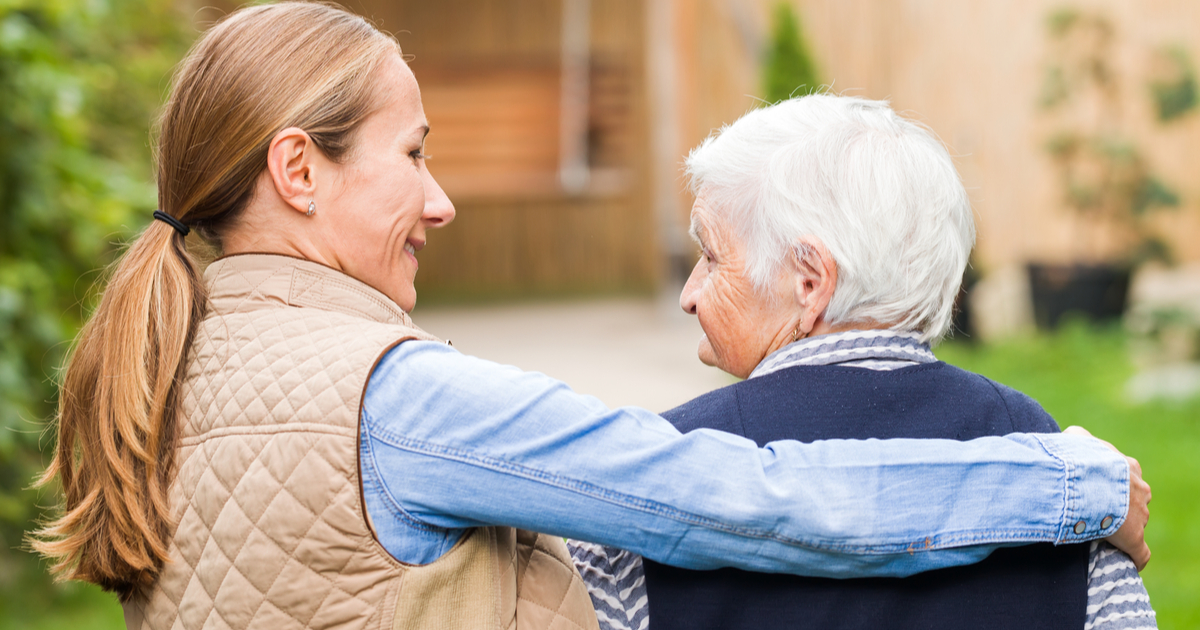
[124,254,599,630]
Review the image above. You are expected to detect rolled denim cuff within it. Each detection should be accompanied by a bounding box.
[1032,433,1130,543]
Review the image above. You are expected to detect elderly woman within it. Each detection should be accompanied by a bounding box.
[569,95,1155,630]
[34,4,1147,630]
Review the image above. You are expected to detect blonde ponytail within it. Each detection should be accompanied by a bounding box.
[33,221,203,596]
[32,1,400,600]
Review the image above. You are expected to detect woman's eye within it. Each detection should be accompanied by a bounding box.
[409,149,429,161]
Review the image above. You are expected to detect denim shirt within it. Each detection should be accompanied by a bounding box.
[359,340,1129,576]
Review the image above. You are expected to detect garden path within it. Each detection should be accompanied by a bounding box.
[411,295,734,413]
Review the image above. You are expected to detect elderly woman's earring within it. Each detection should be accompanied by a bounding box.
[307,200,317,217]
[792,317,804,343]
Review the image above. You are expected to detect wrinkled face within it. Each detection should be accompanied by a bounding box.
[321,54,454,311]
[679,196,794,379]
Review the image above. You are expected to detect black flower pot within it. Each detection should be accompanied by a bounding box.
[1027,263,1131,330]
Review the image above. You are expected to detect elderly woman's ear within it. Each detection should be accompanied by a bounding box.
[789,237,837,337]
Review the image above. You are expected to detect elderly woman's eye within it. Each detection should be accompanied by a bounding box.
[409,149,429,161]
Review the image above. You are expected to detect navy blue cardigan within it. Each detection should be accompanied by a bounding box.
[643,361,1088,630]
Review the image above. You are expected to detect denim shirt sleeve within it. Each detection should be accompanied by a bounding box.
[359,340,1129,578]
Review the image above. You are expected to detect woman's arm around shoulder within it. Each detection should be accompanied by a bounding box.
[360,340,1142,578]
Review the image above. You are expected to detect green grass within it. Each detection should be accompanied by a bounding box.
[938,323,1200,629]
[5,324,1197,628]
[0,577,124,630]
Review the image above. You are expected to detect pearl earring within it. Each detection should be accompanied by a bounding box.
[306,200,317,216]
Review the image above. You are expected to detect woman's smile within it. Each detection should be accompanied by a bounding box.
[404,240,419,268]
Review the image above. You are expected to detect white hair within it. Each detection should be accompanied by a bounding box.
[686,94,975,343]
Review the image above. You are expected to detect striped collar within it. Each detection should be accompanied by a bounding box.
[748,329,937,379]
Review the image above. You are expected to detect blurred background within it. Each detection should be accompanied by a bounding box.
[1,0,1198,627]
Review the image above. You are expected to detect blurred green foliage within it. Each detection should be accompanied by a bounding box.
[0,0,189,611]
[1039,8,1181,266]
[762,3,820,103]
[1150,45,1198,123]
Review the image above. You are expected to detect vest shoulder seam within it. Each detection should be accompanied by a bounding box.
[179,423,356,446]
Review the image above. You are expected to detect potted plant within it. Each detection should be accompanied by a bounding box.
[1033,8,1189,329]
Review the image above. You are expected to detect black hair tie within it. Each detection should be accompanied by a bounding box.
[153,210,190,237]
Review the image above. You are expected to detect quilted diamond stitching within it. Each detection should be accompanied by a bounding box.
[215,258,290,313]
[211,565,265,629]
[516,542,592,630]
[171,423,380,629]
[141,258,603,630]
[214,436,349,628]
[290,267,407,325]
[136,260,427,630]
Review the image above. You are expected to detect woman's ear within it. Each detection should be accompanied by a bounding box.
[265,127,319,215]
[789,236,837,336]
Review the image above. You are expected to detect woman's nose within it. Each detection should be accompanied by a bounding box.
[679,257,704,315]
[422,169,455,227]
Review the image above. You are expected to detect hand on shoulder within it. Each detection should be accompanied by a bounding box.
[1063,426,1151,570]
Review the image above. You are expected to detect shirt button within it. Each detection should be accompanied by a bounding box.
[1101,515,1114,529]
[1073,520,1087,535]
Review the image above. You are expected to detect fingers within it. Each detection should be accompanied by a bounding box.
[1064,427,1151,571]
[1106,456,1152,571]
[1129,542,1151,572]
[1063,426,1119,453]
[1106,514,1150,571]
[1127,456,1143,481]
[1128,457,1151,513]
[1062,425,1092,438]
